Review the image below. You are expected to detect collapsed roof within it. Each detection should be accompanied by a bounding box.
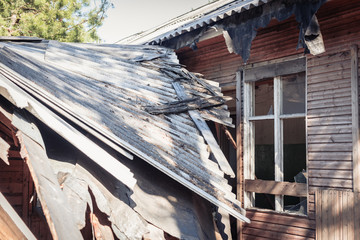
[0,39,248,224]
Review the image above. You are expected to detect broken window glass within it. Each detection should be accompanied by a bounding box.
[282,72,305,114]
[255,79,274,116]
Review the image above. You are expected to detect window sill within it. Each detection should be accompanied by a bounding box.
[245,207,308,218]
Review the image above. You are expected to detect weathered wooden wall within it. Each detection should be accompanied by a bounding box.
[0,106,52,240]
[0,159,27,220]
[306,0,360,225]
[315,189,360,240]
[176,0,360,239]
[177,14,314,240]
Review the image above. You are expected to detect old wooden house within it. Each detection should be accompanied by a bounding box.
[121,0,360,239]
[0,38,248,239]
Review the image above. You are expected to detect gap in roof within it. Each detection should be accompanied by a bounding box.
[98,0,211,44]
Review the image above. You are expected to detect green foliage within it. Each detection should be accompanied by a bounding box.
[0,0,112,42]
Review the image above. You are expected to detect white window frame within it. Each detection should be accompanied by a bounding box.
[243,68,306,212]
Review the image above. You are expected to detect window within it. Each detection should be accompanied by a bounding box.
[243,69,307,214]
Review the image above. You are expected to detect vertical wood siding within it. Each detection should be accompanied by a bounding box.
[176,0,360,239]
[316,189,360,240]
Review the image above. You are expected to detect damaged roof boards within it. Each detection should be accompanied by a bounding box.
[0,38,248,239]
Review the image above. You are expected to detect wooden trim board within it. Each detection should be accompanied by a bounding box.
[351,44,360,192]
[245,179,307,197]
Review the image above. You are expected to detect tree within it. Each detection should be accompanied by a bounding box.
[0,0,112,42]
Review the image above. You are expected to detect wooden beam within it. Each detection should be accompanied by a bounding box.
[243,78,255,208]
[144,96,225,115]
[0,192,36,240]
[274,76,284,211]
[351,44,360,192]
[222,125,236,150]
[172,82,235,178]
[245,179,307,197]
[244,58,306,82]
[236,71,243,240]
[18,132,83,240]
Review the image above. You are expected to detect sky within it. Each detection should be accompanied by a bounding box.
[98,0,210,43]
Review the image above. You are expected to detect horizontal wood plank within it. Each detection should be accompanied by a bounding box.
[243,226,311,240]
[244,58,305,82]
[245,179,307,197]
[246,209,315,228]
[307,134,352,143]
[308,169,352,179]
[308,152,352,161]
[243,221,315,238]
[0,183,22,194]
[309,178,352,188]
[308,161,353,170]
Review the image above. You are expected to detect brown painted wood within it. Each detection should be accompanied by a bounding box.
[243,221,315,238]
[175,1,360,239]
[22,160,29,225]
[245,179,307,197]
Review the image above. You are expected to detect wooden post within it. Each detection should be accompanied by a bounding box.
[236,71,243,240]
[243,73,255,208]
[351,44,360,192]
[22,160,29,226]
[274,76,284,211]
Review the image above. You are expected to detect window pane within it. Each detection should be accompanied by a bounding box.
[255,79,274,116]
[254,119,274,210]
[282,72,305,114]
[283,118,307,214]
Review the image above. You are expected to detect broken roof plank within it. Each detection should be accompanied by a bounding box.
[0,36,43,42]
[172,82,236,178]
[0,192,36,240]
[0,56,134,161]
[0,137,10,165]
[0,41,247,221]
[144,96,225,115]
[0,75,136,189]
[17,131,83,240]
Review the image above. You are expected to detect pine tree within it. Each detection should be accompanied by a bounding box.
[0,0,112,42]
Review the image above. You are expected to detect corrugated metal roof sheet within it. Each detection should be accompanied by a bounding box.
[119,0,271,45]
[0,40,248,222]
